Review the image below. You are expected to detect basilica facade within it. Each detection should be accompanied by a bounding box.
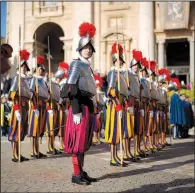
[6,1,195,83]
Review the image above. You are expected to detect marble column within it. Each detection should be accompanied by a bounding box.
[158,40,165,69]
[188,38,195,83]
[138,2,154,60]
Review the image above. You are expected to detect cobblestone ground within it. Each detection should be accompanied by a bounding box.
[1,135,194,192]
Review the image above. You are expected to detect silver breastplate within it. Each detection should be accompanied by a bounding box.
[67,60,96,96]
[128,72,140,99]
[97,90,105,106]
[30,76,50,100]
[9,75,33,99]
[151,82,159,101]
[51,81,60,102]
[141,78,150,99]
[107,69,128,98]
[161,87,167,104]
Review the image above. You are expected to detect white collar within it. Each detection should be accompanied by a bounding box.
[110,66,124,72]
[78,56,91,66]
[33,74,43,79]
[17,71,27,78]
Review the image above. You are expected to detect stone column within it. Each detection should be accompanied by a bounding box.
[138,2,154,60]
[158,40,165,69]
[188,38,195,83]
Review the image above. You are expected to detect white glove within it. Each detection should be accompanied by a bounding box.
[15,110,21,122]
[103,96,108,103]
[127,107,134,115]
[140,109,144,117]
[48,110,54,117]
[118,110,123,118]
[65,109,69,115]
[149,111,154,117]
[34,109,39,118]
[73,113,82,125]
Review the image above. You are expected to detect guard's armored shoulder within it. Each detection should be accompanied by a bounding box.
[66,60,81,84]
[107,69,117,89]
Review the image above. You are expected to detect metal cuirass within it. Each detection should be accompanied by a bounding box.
[150,82,159,101]
[128,71,140,99]
[107,69,128,98]
[140,78,150,99]
[97,90,105,106]
[66,60,96,96]
[160,87,168,105]
[30,76,50,100]
[51,81,61,102]
[9,74,33,99]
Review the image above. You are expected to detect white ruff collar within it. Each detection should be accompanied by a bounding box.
[78,56,91,66]
[17,71,27,78]
[33,74,43,79]
[110,66,124,72]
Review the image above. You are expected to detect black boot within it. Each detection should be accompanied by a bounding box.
[83,171,97,182]
[72,174,90,185]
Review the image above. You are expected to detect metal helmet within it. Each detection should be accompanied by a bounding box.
[77,22,96,53]
[129,58,142,69]
[112,54,125,64]
[76,37,95,53]
[140,66,149,76]
[168,81,177,91]
[20,49,30,71]
[55,69,65,79]
[158,74,166,83]
[37,56,46,71]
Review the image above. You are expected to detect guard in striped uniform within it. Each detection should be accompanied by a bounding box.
[28,56,48,158]
[105,43,129,167]
[92,73,104,145]
[8,49,36,162]
[54,62,69,151]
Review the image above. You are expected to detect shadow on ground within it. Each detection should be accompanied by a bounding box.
[118,178,194,193]
[97,159,194,181]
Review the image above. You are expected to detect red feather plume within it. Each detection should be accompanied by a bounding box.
[141,57,149,68]
[150,61,156,71]
[37,56,45,65]
[170,78,180,89]
[112,43,123,55]
[132,49,143,62]
[79,22,96,38]
[59,62,69,71]
[20,49,30,61]
[159,68,170,79]
[94,74,103,87]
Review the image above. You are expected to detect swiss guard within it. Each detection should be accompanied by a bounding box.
[61,22,98,185]
[54,61,69,151]
[157,68,171,146]
[28,56,48,158]
[105,43,129,167]
[8,49,33,162]
[127,49,143,160]
[92,73,104,145]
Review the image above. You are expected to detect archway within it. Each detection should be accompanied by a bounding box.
[33,22,64,72]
